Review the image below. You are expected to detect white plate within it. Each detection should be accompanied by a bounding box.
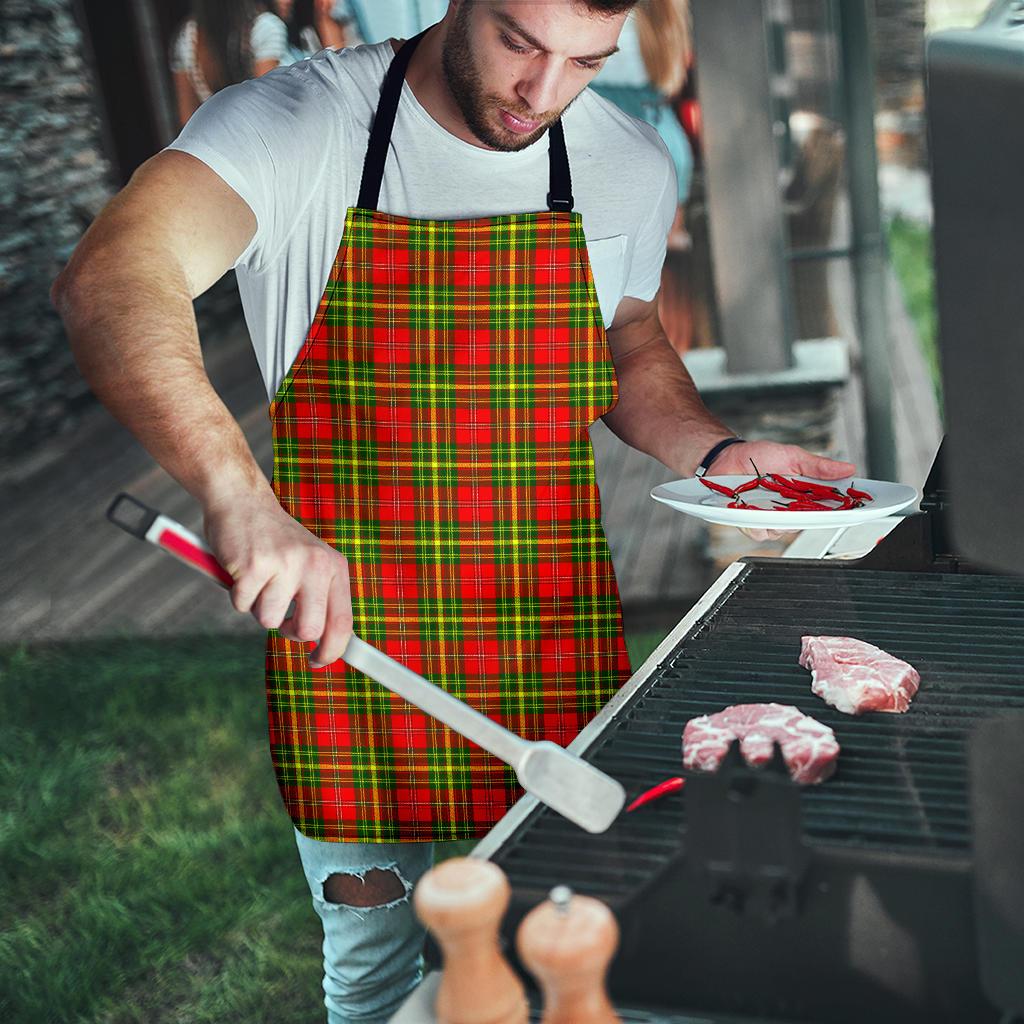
[650,476,920,530]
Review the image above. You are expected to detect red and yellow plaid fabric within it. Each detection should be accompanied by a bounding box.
[266,208,632,842]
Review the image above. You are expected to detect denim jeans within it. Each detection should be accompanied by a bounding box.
[293,826,436,1024]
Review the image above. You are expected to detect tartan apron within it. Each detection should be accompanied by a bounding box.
[265,30,632,842]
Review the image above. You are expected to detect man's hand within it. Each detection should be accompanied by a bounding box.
[203,492,354,669]
[709,440,857,543]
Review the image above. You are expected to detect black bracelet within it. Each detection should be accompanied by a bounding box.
[694,437,745,478]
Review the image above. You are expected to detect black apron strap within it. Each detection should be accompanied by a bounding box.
[357,28,574,214]
[357,29,429,211]
[546,118,574,213]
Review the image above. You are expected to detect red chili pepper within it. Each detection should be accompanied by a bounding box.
[847,485,873,502]
[735,478,762,494]
[793,475,839,494]
[626,776,686,812]
[763,480,820,501]
[699,478,737,498]
[774,474,844,498]
[780,498,833,511]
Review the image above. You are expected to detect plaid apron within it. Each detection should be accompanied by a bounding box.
[265,31,632,842]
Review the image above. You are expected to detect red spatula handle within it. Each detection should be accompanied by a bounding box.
[106,492,234,589]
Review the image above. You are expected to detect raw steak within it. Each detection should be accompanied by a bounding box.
[799,635,920,716]
[682,703,839,785]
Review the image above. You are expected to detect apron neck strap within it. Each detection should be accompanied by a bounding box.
[546,119,574,213]
[358,29,427,211]
[357,29,575,214]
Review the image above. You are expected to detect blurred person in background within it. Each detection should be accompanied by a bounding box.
[592,0,693,349]
[170,0,289,128]
[275,0,352,63]
[592,0,693,238]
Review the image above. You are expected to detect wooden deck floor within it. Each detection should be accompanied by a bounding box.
[2,234,940,645]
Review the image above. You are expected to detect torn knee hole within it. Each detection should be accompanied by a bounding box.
[323,868,406,908]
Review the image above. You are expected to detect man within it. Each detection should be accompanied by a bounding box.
[52,2,855,1020]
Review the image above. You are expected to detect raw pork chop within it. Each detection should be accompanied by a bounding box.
[682,703,839,785]
[799,636,920,716]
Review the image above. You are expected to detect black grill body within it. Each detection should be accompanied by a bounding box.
[482,560,1024,1023]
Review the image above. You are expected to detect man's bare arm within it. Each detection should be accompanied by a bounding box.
[603,294,856,480]
[51,150,354,665]
[52,149,264,509]
[602,295,734,477]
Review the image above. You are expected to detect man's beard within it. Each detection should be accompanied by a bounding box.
[441,5,564,151]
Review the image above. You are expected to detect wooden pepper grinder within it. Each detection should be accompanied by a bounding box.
[516,885,621,1024]
[413,857,528,1024]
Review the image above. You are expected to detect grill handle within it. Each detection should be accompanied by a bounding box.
[685,739,809,921]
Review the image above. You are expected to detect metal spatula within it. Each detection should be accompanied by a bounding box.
[106,493,626,834]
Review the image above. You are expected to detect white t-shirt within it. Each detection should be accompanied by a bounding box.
[167,40,677,402]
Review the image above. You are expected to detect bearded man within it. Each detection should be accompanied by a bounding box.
[52,2,854,1020]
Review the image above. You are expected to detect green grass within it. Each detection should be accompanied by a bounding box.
[0,629,666,1022]
[1,636,325,1024]
[886,215,943,414]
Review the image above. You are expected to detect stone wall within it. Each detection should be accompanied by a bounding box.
[0,0,244,469]
[0,0,115,465]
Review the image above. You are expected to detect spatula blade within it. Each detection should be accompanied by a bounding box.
[516,741,625,834]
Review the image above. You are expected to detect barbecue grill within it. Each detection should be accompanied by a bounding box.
[470,446,1023,1022]
[465,9,1024,1022]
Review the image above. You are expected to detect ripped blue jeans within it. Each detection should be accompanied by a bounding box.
[293,827,436,1024]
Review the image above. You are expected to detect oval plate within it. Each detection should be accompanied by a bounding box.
[650,476,921,530]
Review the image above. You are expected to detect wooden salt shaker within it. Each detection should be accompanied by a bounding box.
[516,885,621,1024]
[413,857,528,1024]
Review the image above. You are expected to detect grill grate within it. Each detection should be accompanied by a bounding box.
[492,563,1024,897]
